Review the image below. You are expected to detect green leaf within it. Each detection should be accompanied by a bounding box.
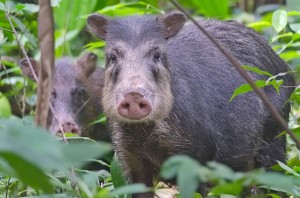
[84,41,106,50]
[242,65,273,77]
[54,0,97,33]
[229,80,267,102]
[90,113,107,125]
[277,161,300,177]
[0,93,11,118]
[272,10,288,33]
[110,183,152,197]
[0,118,64,171]
[110,153,127,191]
[16,3,39,13]
[193,0,229,18]
[0,152,53,193]
[290,23,300,34]
[247,21,271,30]
[271,32,294,43]
[161,156,201,198]
[15,3,25,11]
[0,118,61,192]
[268,79,283,94]
[62,139,112,168]
[288,11,300,16]
[160,155,186,180]
[177,158,200,198]
[252,172,300,196]
[211,181,243,195]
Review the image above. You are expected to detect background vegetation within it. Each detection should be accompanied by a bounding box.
[1,0,300,197]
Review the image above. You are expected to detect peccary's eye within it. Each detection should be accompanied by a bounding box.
[153,52,161,62]
[110,54,117,62]
[72,88,87,99]
[51,89,57,99]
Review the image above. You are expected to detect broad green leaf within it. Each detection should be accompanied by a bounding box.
[252,172,300,196]
[277,161,300,177]
[271,32,293,43]
[269,79,283,93]
[0,152,53,193]
[230,80,267,102]
[0,118,60,192]
[161,156,203,198]
[0,93,11,118]
[288,11,300,16]
[279,50,300,61]
[62,139,112,168]
[110,154,127,191]
[291,127,300,139]
[0,118,63,171]
[53,0,97,33]
[12,16,38,48]
[193,0,229,18]
[16,3,39,13]
[84,41,106,50]
[77,169,110,197]
[95,188,111,198]
[110,183,152,197]
[206,162,236,181]
[211,181,243,195]
[177,158,201,198]
[247,21,271,30]
[90,113,107,125]
[272,10,288,33]
[242,65,273,77]
[160,155,187,180]
[290,23,300,34]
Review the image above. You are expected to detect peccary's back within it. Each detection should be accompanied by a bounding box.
[166,19,294,168]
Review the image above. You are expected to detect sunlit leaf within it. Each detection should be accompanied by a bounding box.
[110,183,152,197]
[0,93,11,118]
[110,154,127,191]
[290,23,300,34]
[230,80,267,102]
[242,65,272,77]
[272,10,288,33]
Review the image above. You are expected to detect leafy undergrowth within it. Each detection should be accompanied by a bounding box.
[1,0,300,197]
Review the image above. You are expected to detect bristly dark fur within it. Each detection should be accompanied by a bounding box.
[88,12,295,198]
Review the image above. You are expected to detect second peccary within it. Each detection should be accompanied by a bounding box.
[87,11,294,197]
[19,53,109,141]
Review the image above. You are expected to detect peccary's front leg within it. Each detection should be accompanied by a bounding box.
[125,156,155,198]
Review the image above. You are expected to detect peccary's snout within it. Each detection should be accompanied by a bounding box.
[57,121,80,135]
[117,92,152,120]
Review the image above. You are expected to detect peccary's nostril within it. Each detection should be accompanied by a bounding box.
[57,121,81,135]
[117,92,152,120]
[121,103,130,109]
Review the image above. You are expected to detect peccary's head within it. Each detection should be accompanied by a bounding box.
[19,53,103,136]
[87,11,186,123]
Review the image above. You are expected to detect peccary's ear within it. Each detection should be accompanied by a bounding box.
[18,58,39,81]
[76,52,97,78]
[160,11,186,39]
[87,13,110,40]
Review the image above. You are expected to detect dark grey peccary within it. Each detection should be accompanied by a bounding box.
[19,53,109,142]
[87,11,295,197]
